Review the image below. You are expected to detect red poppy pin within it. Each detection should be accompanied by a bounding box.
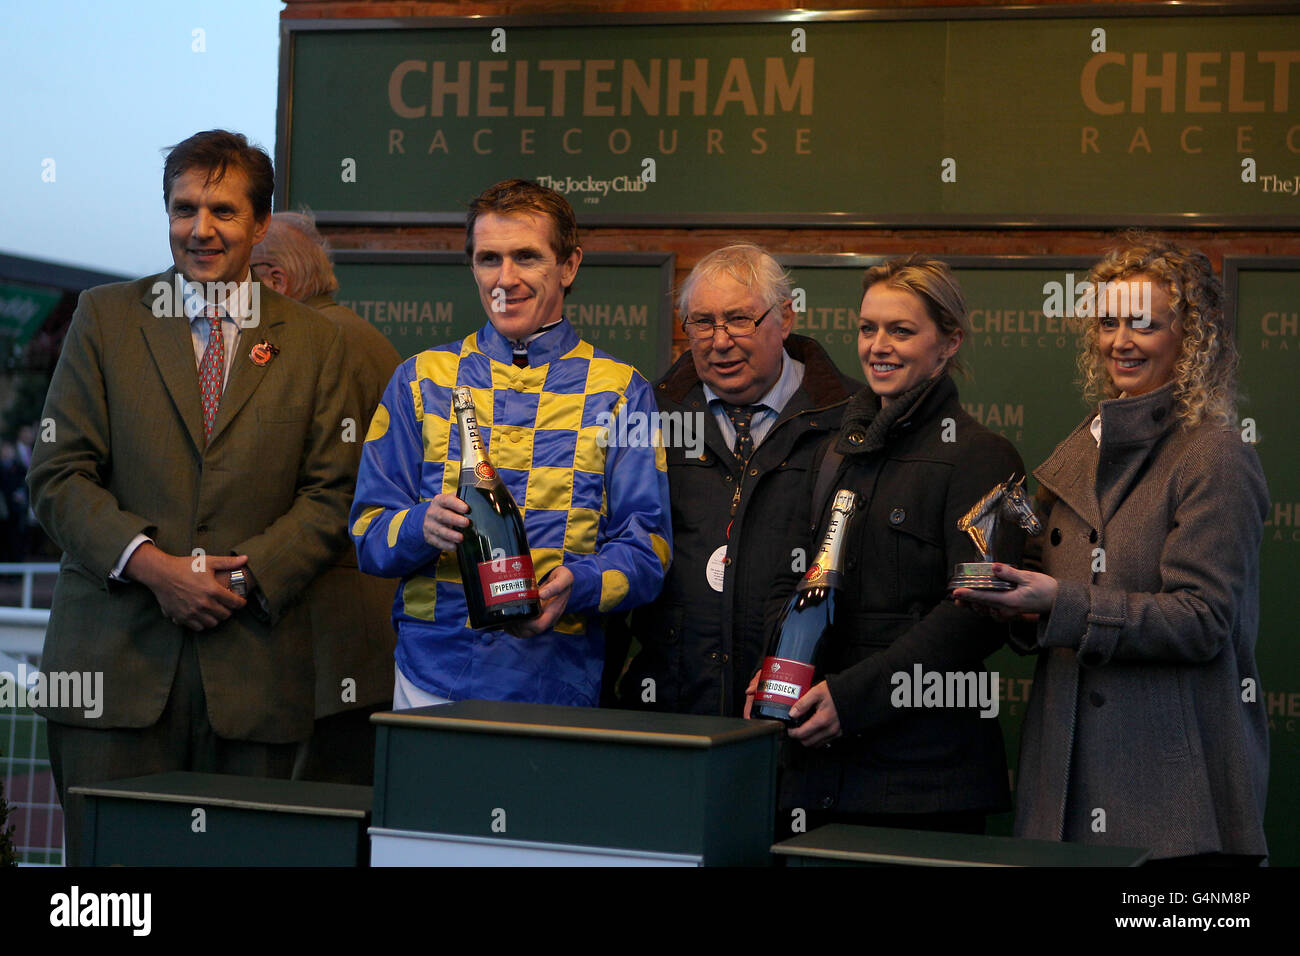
[249,340,280,366]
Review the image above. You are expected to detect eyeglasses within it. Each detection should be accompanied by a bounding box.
[251,262,275,271]
[681,302,779,340]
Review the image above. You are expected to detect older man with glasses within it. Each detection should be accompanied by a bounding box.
[617,243,858,717]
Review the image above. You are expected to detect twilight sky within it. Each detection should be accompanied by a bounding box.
[1,0,283,278]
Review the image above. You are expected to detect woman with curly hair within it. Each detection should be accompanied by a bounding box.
[955,236,1270,863]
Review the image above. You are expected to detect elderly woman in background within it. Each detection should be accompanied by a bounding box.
[754,255,1025,837]
[957,238,1270,863]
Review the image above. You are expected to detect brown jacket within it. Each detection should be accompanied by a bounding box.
[29,273,353,741]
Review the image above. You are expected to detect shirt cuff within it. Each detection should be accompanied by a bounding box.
[111,533,153,581]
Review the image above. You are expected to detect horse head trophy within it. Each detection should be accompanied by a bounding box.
[947,474,1043,592]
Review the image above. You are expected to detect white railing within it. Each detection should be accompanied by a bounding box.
[0,563,62,864]
[0,563,56,660]
[0,562,58,609]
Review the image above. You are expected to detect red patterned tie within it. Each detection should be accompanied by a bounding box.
[198,306,225,442]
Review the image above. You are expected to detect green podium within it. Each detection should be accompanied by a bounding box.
[773,823,1150,867]
[72,772,373,866]
[370,701,781,866]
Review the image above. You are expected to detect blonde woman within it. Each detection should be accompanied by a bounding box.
[957,238,1270,863]
[759,255,1024,837]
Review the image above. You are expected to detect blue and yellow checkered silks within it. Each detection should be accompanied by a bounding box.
[351,319,671,707]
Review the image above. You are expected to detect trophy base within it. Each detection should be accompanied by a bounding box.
[947,562,1015,592]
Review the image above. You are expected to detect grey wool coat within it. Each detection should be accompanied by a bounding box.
[1013,383,1271,860]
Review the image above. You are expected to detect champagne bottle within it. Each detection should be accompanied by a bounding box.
[753,489,857,724]
[452,387,540,629]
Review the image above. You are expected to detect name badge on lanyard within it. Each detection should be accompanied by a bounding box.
[705,545,727,593]
[708,472,744,591]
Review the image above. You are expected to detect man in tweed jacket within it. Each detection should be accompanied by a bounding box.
[29,130,353,863]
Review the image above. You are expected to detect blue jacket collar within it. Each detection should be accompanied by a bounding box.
[475,316,579,366]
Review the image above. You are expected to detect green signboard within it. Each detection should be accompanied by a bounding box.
[332,250,674,381]
[277,6,1300,227]
[0,282,61,343]
[1225,256,1299,865]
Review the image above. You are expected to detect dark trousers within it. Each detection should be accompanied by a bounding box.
[47,635,297,866]
[291,703,389,786]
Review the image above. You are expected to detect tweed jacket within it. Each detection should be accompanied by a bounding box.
[29,272,354,742]
[1014,383,1271,859]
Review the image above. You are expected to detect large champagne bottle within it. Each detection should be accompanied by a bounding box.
[452,387,540,629]
[753,489,857,724]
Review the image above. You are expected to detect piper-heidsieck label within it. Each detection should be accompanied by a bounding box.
[754,489,857,724]
[755,657,815,707]
[452,387,540,630]
[478,553,538,608]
